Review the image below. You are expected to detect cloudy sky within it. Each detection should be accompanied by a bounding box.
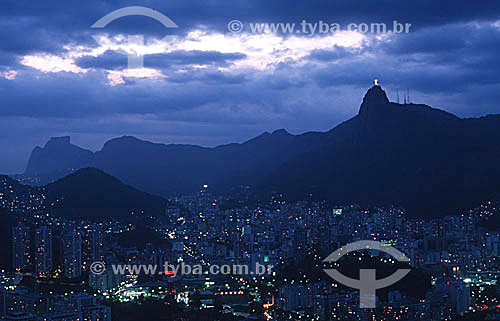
[1,1,500,173]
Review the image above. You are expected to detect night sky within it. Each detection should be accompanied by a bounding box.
[1,1,500,173]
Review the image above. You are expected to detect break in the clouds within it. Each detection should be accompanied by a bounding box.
[0,0,500,173]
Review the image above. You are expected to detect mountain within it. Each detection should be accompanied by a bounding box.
[22,85,500,217]
[24,129,319,195]
[2,168,168,219]
[24,136,93,184]
[1,174,43,212]
[92,129,323,196]
[43,168,168,219]
[262,85,500,216]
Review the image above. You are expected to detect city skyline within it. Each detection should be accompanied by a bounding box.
[1,1,499,320]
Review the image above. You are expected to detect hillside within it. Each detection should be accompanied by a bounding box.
[43,168,168,218]
[22,85,500,217]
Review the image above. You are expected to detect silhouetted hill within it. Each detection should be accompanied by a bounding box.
[24,136,93,184]
[23,85,500,218]
[1,174,43,211]
[262,86,500,217]
[44,168,168,219]
[1,174,32,196]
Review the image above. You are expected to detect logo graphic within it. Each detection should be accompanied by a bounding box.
[90,261,106,275]
[227,20,244,33]
[323,240,411,308]
[91,6,178,69]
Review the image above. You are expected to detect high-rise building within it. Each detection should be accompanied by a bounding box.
[35,226,52,276]
[448,279,470,315]
[0,289,110,321]
[166,206,181,218]
[83,224,103,268]
[313,295,337,321]
[89,269,122,292]
[278,285,309,312]
[12,224,31,272]
[486,235,499,256]
[69,293,111,321]
[63,231,82,278]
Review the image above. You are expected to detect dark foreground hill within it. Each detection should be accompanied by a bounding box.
[23,85,500,217]
[43,168,168,218]
[2,168,168,219]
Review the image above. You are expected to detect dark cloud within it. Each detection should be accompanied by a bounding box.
[1,0,499,57]
[303,22,500,94]
[167,70,248,84]
[75,51,128,70]
[75,50,246,70]
[1,0,500,173]
[146,51,246,67]
[306,46,354,62]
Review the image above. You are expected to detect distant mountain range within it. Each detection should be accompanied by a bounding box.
[2,168,168,219]
[22,85,500,217]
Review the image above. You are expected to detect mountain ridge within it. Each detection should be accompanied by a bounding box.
[21,85,500,217]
